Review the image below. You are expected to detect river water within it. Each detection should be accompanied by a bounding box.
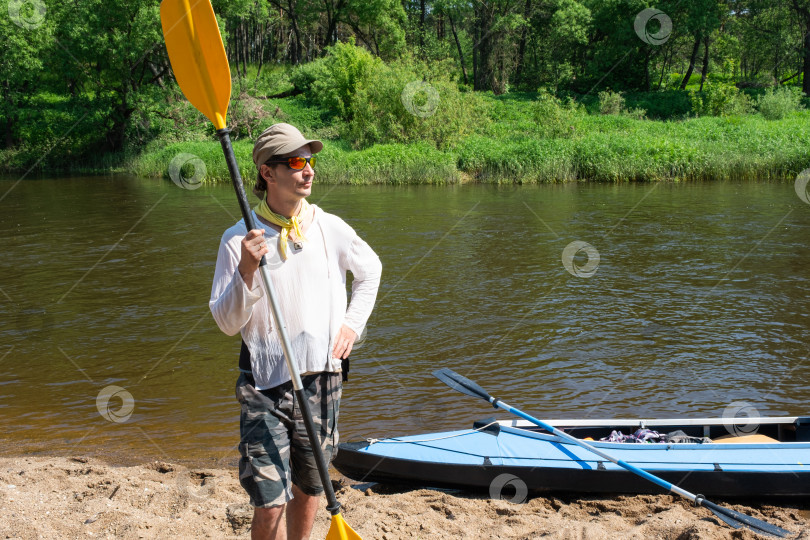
[1,176,808,466]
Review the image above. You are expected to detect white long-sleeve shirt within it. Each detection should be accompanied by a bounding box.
[209,204,382,390]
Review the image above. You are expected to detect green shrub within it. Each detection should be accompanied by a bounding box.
[291,44,488,149]
[756,86,804,120]
[532,89,582,138]
[344,57,489,149]
[690,82,753,116]
[290,39,382,120]
[598,90,625,115]
[623,106,647,120]
[289,57,329,95]
[597,90,646,119]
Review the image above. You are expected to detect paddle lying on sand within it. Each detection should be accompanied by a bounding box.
[159,1,360,539]
[433,368,791,538]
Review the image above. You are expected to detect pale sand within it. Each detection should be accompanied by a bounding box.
[0,455,807,539]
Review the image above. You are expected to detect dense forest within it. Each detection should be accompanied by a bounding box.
[210,0,810,94]
[3,0,810,181]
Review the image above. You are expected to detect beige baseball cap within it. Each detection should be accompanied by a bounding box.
[252,123,323,171]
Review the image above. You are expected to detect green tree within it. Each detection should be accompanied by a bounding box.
[581,0,652,91]
[215,0,275,76]
[468,0,530,93]
[785,0,810,93]
[674,0,723,89]
[0,0,52,149]
[345,0,407,59]
[545,0,592,90]
[49,0,165,152]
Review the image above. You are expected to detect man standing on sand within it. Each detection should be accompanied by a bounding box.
[209,123,382,539]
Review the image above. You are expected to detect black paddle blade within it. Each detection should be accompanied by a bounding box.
[433,368,492,402]
[700,499,790,538]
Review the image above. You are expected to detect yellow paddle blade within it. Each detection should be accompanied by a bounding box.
[160,0,230,130]
[325,513,362,540]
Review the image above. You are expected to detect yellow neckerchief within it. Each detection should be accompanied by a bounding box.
[253,198,310,260]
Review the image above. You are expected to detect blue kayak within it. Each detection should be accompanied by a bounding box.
[333,416,810,497]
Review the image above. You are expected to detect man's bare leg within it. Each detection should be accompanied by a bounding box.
[248,486,320,540]
[251,505,286,540]
[286,485,320,540]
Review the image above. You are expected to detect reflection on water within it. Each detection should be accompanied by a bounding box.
[0,176,808,465]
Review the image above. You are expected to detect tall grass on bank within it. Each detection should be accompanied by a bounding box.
[129,110,810,184]
[131,139,255,183]
[318,141,458,184]
[457,136,577,182]
[131,139,459,185]
[466,112,810,182]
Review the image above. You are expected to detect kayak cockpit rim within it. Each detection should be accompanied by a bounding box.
[500,416,810,443]
[502,416,804,427]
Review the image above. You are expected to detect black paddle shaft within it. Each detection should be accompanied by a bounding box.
[215,128,341,515]
[295,387,342,514]
[217,129,266,267]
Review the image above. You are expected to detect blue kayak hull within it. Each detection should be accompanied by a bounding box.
[333,419,810,497]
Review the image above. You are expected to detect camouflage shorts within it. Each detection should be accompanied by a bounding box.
[235,372,341,508]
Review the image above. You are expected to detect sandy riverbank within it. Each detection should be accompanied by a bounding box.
[0,455,807,539]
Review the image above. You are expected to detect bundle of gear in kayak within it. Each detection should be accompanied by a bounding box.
[599,428,712,444]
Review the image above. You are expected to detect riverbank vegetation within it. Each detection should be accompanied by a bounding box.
[4,1,810,183]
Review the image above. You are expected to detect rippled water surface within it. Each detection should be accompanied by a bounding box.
[1,176,808,465]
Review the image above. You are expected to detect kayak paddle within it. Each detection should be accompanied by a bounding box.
[159,1,360,539]
[433,368,791,538]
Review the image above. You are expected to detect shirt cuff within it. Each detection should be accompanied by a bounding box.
[235,268,263,305]
[341,319,363,339]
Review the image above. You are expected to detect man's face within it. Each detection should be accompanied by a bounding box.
[261,144,314,201]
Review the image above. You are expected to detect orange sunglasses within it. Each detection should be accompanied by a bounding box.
[265,156,317,170]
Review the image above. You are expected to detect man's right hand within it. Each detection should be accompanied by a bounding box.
[238,228,268,289]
